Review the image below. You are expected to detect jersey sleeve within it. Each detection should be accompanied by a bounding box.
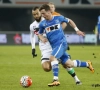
[39,21,45,34]
[29,24,35,49]
[59,15,69,23]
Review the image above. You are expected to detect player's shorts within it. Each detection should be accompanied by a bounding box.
[41,51,52,64]
[60,52,69,64]
[41,49,69,65]
[39,41,52,64]
[39,41,69,64]
[51,41,69,64]
[39,41,52,51]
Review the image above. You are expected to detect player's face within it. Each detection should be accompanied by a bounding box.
[40,9,51,20]
[32,9,41,22]
[48,4,55,13]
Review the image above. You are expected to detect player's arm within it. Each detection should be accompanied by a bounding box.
[30,25,37,58]
[68,18,85,36]
[60,16,85,36]
[38,34,48,43]
[61,22,67,30]
[53,14,67,30]
[38,22,48,43]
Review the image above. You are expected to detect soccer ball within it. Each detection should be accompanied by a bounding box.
[20,75,32,88]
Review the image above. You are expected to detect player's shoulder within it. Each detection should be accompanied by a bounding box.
[29,21,37,31]
[39,17,45,24]
[39,19,46,26]
[30,20,38,29]
[52,12,60,16]
[30,21,37,27]
[54,15,64,19]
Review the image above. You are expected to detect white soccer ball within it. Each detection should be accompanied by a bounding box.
[20,75,32,88]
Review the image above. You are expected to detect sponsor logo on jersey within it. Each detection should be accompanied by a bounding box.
[45,24,60,33]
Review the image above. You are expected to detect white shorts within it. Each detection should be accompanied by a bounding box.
[39,41,52,64]
[40,49,61,64]
[41,52,51,64]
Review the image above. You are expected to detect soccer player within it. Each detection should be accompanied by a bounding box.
[48,1,80,82]
[97,15,100,40]
[47,2,60,16]
[39,4,94,86]
[48,2,70,50]
[30,7,82,85]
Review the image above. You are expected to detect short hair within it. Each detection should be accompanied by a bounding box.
[47,2,55,5]
[32,6,39,11]
[39,4,50,11]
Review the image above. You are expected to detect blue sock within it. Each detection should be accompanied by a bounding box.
[51,61,59,79]
[75,60,87,67]
[52,64,59,76]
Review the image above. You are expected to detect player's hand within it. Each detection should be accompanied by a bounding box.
[76,30,85,36]
[32,49,37,58]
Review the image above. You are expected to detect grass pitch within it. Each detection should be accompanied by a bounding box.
[0,45,100,90]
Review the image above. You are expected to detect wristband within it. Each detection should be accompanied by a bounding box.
[74,27,79,31]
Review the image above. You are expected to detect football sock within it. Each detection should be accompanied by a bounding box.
[73,60,88,67]
[51,60,59,80]
[67,68,80,82]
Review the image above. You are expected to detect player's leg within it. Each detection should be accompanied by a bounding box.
[60,53,81,85]
[61,53,94,73]
[41,54,60,86]
[66,67,82,85]
[48,44,67,87]
[63,66,82,85]
[41,60,51,72]
[41,52,52,72]
[62,53,81,85]
[48,55,60,86]
[67,59,94,73]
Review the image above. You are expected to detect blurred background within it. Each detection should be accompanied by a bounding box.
[0,0,100,45]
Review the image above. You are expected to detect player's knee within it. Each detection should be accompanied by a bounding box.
[64,59,74,68]
[66,64,73,68]
[42,61,51,72]
[43,67,51,72]
[62,64,67,68]
[49,56,56,62]
[62,64,72,68]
